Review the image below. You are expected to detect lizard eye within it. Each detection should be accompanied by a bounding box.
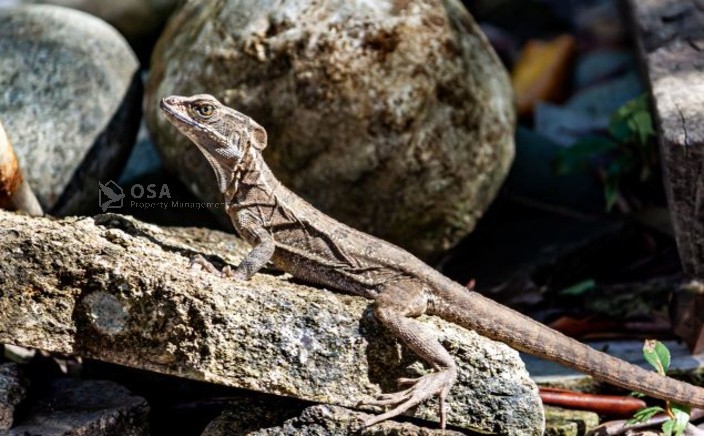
[194,103,214,118]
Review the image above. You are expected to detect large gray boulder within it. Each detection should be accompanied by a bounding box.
[18,0,183,62]
[20,0,181,43]
[0,5,141,214]
[145,0,515,260]
[0,211,542,434]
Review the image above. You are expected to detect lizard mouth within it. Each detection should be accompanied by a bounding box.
[160,97,197,128]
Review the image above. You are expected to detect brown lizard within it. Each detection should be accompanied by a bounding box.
[160,94,704,428]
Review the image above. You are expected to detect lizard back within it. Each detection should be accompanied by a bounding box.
[228,159,431,298]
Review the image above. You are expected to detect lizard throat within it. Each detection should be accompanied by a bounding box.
[198,145,234,194]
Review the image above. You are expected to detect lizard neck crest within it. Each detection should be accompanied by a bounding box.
[224,147,277,208]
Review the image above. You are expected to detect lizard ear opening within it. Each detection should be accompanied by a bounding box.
[250,122,267,150]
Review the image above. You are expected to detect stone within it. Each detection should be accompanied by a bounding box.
[0,363,27,431]
[3,344,36,364]
[203,402,467,436]
[20,0,182,61]
[0,211,543,434]
[534,102,609,147]
[8,378,149,436]
[544,406,599,436]
[573,0,626,46]
[625,0,704,278]
[564,71,643,119]
[0,5,141,214]
[145,0,515,260]
[23,0,181,42]
[573,50,635,89]
[200,397,307,436]
[545,420,578,436]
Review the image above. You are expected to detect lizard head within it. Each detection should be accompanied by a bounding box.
[159,94,267,193]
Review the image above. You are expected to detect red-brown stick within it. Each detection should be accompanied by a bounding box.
[539,387,646,417]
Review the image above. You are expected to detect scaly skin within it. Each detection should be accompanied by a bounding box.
[160,94,704,429]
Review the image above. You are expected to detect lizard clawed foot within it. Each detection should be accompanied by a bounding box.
[360,368,457,429]
[190,255,244,279]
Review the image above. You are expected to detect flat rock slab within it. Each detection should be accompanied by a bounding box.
[626,0,704,276]
[0,211,543,434]
[8,378,149,436]
[202,403,468,436]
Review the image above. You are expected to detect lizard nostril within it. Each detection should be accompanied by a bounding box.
[160,98,173,111]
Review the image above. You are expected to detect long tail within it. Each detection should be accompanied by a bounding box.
[431,281,704,408]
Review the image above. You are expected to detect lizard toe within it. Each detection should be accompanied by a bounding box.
[361,389,413,407]
[361,368,456,429]
[190,254,219,274]
[397,376,422,387]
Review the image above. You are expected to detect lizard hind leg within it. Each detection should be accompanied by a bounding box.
[361,284,458,429]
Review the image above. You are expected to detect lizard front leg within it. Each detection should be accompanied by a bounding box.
[191,226,274,281]
[361,281,458,429]
[231,226,275,280]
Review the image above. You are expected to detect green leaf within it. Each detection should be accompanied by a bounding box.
[671,404,691,436]
[630,110,655,145]
[629,391,646,398]
[622,94,649,117]
[674,424,687,436]
[662,418,675,436]
[609,94,654,145]
[643,340,671,375]
[559,279,596,296]
[609,115,633,143]
[626,406,665,425]
[555,137,618,175]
